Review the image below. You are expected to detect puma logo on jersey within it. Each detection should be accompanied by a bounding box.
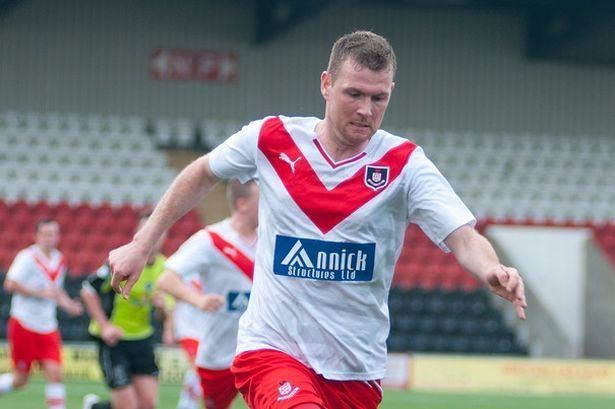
[279,152,302,173]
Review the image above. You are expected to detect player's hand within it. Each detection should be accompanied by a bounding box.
[66,299,84,317]
[485,264,527,320]
[39,286,60,301]
[197,294,225,312]
[101,323,124,347]
[152,291,170,312]
[109,240,150,299]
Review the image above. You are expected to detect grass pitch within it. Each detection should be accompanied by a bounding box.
[2,378,613,408]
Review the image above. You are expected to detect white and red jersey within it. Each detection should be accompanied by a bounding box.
[6,245,67,334]
[208,116,475,381]
[173,272,207,341]
[165,219,255,370]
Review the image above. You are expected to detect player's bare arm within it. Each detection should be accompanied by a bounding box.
[157,269,225,312]
[161,309,175,346]
[109,154,220,298]
[80,284,124,346]
[444,224,527,320]
[3,279,59,300]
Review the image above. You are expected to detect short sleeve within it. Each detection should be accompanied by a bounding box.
[406,147,476,252]
[82,263,112,295]
[6,251,31,284]
[165,231,214,278]
[208,118,267,183]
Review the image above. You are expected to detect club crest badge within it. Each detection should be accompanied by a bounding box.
[364,165,389,190]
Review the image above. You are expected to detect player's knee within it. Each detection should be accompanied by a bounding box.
[138,396,157,409]
[12,372,29,389]
[45,370,63,383]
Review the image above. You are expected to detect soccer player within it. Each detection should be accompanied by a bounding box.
[0,219,83,409]
[108,31,527,409]
[157,179,258,409]
[80,211,170,409]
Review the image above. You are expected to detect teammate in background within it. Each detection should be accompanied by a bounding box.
[109,31,527,409]
[80,210,171,409]
[0,219,83,409]
[166,271,207,409]
[157,179,258,409]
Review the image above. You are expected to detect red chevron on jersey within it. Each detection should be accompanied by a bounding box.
[258,117,417,234]
[32,252,65,282]
[207,230,254,281]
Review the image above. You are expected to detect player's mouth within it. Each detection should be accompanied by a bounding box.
[350,122,371,130]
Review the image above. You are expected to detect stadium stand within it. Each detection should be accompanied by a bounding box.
[0,111,203,277]
[3,111,614,354]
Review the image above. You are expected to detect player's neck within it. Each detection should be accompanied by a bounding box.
[229,216,257,244]
[315,121,368,161]
[35,244,54,258]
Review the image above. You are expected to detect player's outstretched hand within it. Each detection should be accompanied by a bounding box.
[485,264,527,320]
[109,241,150,299]
[197,294,225,312]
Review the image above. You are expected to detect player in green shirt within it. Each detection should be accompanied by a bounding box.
[80,211,171,409]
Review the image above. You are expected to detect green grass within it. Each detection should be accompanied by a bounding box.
[2,378,614,408]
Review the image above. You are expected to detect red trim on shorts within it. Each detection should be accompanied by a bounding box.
[178,338,199,364]
[7,317,62,373]
[231,349,382,409]
[197,366,238,409]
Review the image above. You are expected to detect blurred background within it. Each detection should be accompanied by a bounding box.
[1,0,615,405]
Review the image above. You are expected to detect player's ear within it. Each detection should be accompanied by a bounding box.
[320,71,330,99]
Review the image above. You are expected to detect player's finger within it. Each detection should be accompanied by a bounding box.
[515,302,526,320]
[516,277,527,308]
[496,265,510,288]
[504,268,519,293]
[110,269,123,294]
[121,274,138,299]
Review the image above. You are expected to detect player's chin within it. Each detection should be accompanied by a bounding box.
[347,126,374,143]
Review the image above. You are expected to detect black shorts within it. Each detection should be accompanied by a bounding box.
[97,337,159,389]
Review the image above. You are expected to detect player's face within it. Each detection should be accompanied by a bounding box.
[321,58,394,148]
[35,222,60,251]
[242,184,260,229]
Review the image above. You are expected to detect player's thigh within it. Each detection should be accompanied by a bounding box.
[97,340,133,389]
[132,375,159,409]
[231,349,326,409]
[320,379,382,409]
[125,337,159,378]
[8,318,36,376]
[178,338,199,365]
[197,367,237,409]
[110,384,140,409]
